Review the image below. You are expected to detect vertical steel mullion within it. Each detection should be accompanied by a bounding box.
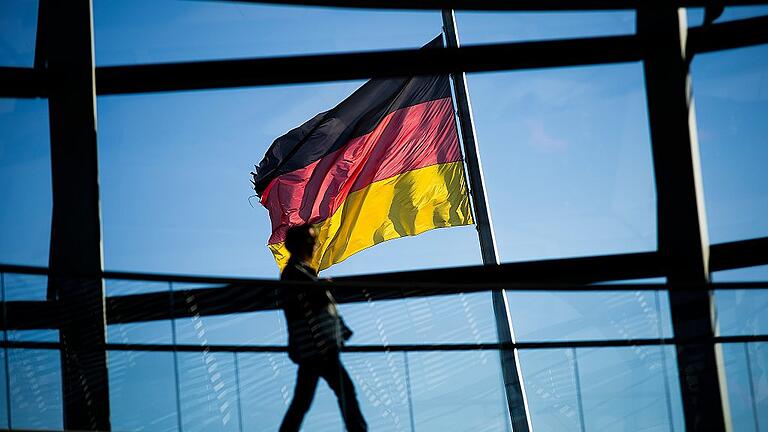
[233,353,244,432]
[402,351,416,432]
[44,0,110,429]
[441,10,532,432]
[638,5,729,431]
[743,343,760,432]
[170,282,183,432]
[571,348,587,432]
[655,291,676,432]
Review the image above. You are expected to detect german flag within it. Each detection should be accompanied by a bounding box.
[252,37,473,271]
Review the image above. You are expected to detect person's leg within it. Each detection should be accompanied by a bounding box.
[321,356,367,432]
[279,363,320,432]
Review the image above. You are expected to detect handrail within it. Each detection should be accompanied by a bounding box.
[2,334,767,352]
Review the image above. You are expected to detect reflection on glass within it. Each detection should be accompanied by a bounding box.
[172,282,285,346]
[519,349,581,431]
[7,329,58,343]
[0,1,38,67]
[467,63,655,262]
[408,351,509,431]
[237,353,295,431]
[107,321,172,345]
[2,273,46,301]
[577,347,682,431]
[7,348,62,430]
[714,289,768,337]
[175,311,285,346]
[109,351,179,431]
[342,293,498,345]
[519,347,683,432]
[178,352,241,432]
[106,279,171,296]
[107,279,174,345]
[694,44,768,243]
[507,290,673,342]
[0,99,51,267]
[238,352,416,431]
[720,343,768,432]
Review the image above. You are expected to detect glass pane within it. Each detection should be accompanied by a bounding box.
[178,352,240,432]
[237,353,294,431]
[175,311,284,346]
[107,320,172,345]
[106,279,174,344]
[172,282,284,346]
[238,352,418,431]
[97,85,481,278]
[457,11,634,44]
[712,266,768,337]
[714,289,768,337]
[518,349,582,431]
[507,290,673,342]
[0,0,38,67]
[2,274,58,342]
[173,291,498,346]
[93,0,439,66]
[106,278,170,296]
[719,343,767,432]
[577,347,683,431]
[0,350,8,428]
[342,293,498,345]
[8,348,62,430]
[408,351,509,431]
[0,98,51,267]
[713,265,768,282]
[467,63,656,263]
[2,273,46,301]
[519,347,683,432]
[693,44,768,243]
[109,350,179,431]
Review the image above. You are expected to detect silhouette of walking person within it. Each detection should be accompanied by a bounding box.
[278,225,368,432]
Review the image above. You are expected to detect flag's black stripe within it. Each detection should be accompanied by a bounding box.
[252,36,450,195]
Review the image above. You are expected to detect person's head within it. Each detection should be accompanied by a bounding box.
[284,224,317,261]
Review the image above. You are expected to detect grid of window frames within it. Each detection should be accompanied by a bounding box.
[0,1,767,431]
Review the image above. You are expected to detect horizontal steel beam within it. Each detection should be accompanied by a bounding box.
[710,236,768,272]
[2,334,768,353]
[2,16,767,99]
[0,67,45,98]
[95,34,641,94]
[1,301,58,329]
[0,236,766,329]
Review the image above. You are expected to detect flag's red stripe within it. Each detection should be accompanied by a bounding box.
[262,97,461,245]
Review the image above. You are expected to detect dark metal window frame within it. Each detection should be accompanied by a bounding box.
[1,0,768,430]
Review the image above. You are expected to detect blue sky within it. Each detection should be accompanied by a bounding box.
[0,1,767,431]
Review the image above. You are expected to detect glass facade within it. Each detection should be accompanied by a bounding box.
[0,1,767,431]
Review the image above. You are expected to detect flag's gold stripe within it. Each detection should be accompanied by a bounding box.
[269,161,473,271]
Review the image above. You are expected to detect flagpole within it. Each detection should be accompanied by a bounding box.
[441,10,532,432]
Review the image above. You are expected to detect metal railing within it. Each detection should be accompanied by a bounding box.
[0,265,766,430]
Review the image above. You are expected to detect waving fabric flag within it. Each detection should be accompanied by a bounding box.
[252,36,473,271]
